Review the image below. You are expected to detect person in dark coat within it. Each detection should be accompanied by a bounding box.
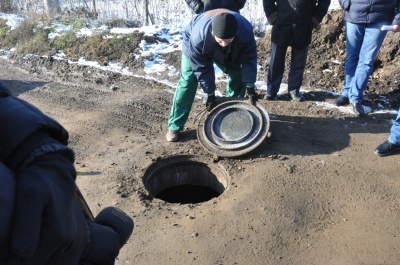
[165,9,258,142]
[263,0,330,102]
[185,0,247,14]
[335,0,400,116]
[0,81,133,264]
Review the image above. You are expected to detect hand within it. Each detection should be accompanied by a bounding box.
[267,12,278,25]
[312,17,320,28]
[203,93,216,111]
[246,86,258,105]
[392,24,400,32]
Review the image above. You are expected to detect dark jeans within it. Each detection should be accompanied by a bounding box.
[267,43,309,96]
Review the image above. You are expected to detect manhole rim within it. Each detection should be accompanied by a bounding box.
[142,155,231,202]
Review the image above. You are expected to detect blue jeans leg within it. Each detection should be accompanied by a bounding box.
[389,109,400,145]
[287,45,308,93]
[344,21,387,103]
[267,43,287,96]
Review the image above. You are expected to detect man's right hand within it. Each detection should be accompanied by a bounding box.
[267,12,278,25]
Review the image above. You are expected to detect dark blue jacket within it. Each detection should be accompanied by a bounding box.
[182,9,257,94]
[339,0,400,24]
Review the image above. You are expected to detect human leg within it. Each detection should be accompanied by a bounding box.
[388,110,400,145]
[167,54,198,132]
[265,43,287,99]
[287,45,308,101]
[341,21,364,100]
[374,110,400,156]
[348,22,387,103]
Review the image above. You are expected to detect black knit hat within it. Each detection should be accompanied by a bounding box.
[212,13,238,39]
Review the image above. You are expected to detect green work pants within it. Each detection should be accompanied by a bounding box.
[168,54,246,131]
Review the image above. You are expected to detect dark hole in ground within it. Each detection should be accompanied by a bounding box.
[156,184,220,204]
[142,156,230,204]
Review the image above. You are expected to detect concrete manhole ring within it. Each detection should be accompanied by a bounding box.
[142,155,230,204]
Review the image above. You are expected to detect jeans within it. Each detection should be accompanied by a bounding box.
[342,21,387,103]
[267,43,308,96]
[389,110,400,145]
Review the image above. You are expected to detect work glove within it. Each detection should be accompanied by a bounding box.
[246,86,258,105]
[267,12,279,25]
[82,207,134,265]
[203,93,216,111]
[2,151,133,265]
[312,17,320,28]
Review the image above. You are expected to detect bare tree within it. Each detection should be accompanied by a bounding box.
[0,0,13,13]
[43,0,61,15]
[143,0,154,25]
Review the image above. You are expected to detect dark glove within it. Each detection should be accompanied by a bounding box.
[203,93,216,111]
[8,152,89,264]
[312,17,320,28]
[82,207,134,265]
[267,12,279,25]
[246,86,258,105]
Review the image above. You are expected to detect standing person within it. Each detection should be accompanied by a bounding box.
[263,0,330,102]
[374,109,400,156]
[0,81,133,264]
[335,0,400,116]
[185,0,247,14]
[166,9,258,142]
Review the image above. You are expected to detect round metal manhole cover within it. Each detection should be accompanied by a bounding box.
[197,99,270,158]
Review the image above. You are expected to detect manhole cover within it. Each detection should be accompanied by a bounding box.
[142,156,230,204]
[197,99,270,157]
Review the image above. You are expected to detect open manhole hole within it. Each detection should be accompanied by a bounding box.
[143,156,230,204]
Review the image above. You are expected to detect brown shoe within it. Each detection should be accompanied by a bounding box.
[166,130,179,142]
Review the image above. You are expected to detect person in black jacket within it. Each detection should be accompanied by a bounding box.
[0,81,133,265]
[185,0,247,14]
[263,0,330,102]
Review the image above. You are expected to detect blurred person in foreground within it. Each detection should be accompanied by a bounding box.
[374,110,400,156]
[166,9,258,142]
[263,0,330,102]
[185,0,247,14]
[0,80,133,264]
[335,0,400,116]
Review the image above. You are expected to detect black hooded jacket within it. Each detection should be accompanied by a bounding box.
[185,0,247,14]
